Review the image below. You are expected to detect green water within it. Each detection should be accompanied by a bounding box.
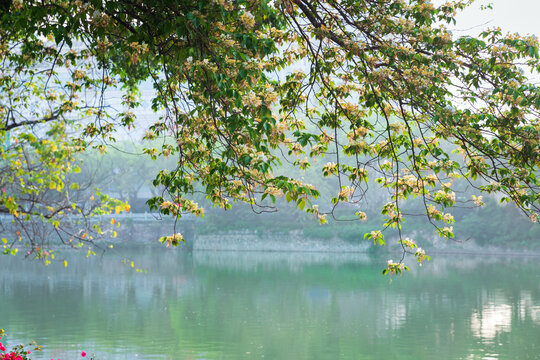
[0,246,539,359]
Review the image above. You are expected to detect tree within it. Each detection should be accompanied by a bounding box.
[0,118,128,262]
[1,0,538,272]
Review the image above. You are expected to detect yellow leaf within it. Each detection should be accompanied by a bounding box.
[64,260,68,267]
[130,261,134,268]
[125,204,131,212]
[115,205,122,214]
[13,210,19,217]
[49,182,56,190]
[111,218,116,225]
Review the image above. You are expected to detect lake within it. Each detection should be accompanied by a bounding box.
[0,245,539,359]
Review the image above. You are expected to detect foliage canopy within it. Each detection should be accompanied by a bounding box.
[1,0,539,270]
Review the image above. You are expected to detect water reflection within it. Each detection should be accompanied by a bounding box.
[192,251,371,271]
[0,246,538,360]
[471,302,512,342]
[519,290,540,324]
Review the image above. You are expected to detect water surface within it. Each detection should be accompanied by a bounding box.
[0,246,539,359]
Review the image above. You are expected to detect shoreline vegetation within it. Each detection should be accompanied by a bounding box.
[3,200,537,254]
[55,141,538,254]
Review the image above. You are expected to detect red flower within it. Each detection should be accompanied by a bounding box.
[81,351,86,357]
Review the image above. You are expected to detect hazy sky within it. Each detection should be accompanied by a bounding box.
[435,0,540,37]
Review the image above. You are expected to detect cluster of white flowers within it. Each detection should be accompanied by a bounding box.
[415,248,426,266]
[243,93,262,108]
[239,12,255,29]
[442,213,454,223]
[323,162,338,176]
[347,126,369,142]
[472,195,484,207]
[370,230,383,244]
[338,186,354,200]
[355,211,367,221]
[400,238,416,249]
[264,186,282,197]
[159,233,184,248]
[386,260,405,275]
[390,121,406,133]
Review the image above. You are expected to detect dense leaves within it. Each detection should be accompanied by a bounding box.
[0,0,538,270]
